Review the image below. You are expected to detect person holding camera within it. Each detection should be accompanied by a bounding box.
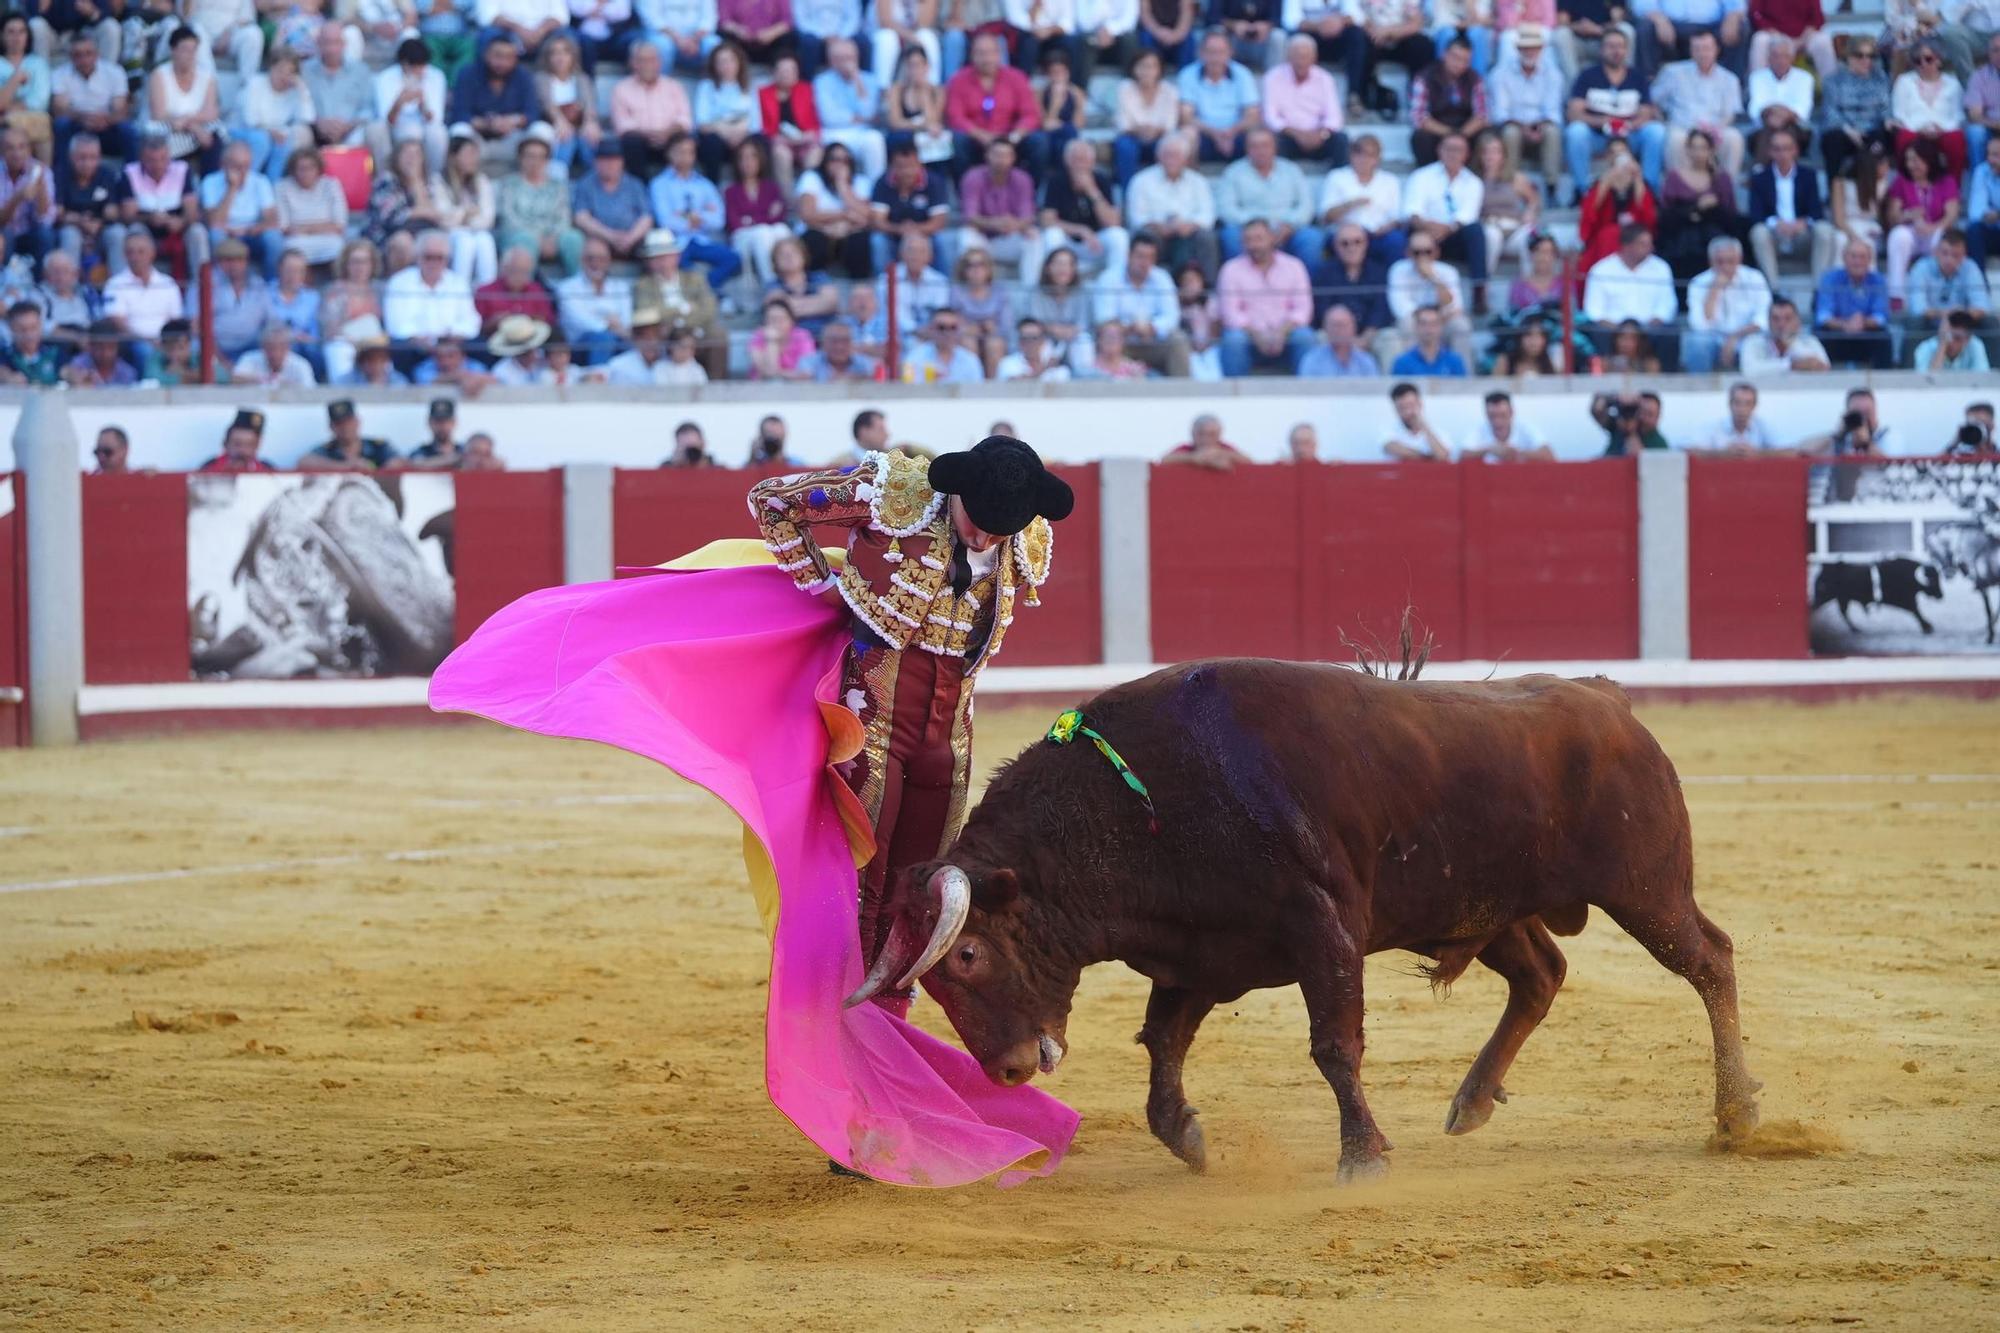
[1947,402,1996,454]
[1592,390,1669,455]
[662,419,717,468]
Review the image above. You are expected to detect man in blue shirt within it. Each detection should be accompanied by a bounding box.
[792,0,862,77]
[1389,304,1468,376]
[1297,305,1381,377]
[450,36,543,164]
[1309,222,1392,338]
[1177,28,1261,162]
[900,308,985,382]
[810,36,886,180]
[572,147,653,259]
[1631,0,1748,82]
[1813,235,1892,369]
[644,130,743,285]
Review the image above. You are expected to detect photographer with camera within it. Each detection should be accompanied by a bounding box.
[1946,402,1997,455]
[1591,390,1669,456]
[662,419,717,469]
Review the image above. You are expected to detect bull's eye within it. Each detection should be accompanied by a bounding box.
[946,937,987,981]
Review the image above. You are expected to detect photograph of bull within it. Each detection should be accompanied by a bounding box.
[849,661,1762,1182]
[1811,558,1946,635]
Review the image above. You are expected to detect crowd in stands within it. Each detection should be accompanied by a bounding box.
[0,0,1994,389]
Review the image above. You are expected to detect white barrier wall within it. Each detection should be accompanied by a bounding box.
[0,375,1989,473]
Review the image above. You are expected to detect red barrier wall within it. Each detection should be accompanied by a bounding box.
[612,466,790,569]
[84,473,187,684]
[1004,463,1100,666]
[1154,462,1639,665]
[452,471,564,643]
[1687,456,1809,659]
[1,473,23,746]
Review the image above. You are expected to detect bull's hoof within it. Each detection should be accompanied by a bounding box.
[1444,1083,1505,1136]
[1336,1152,1389,1186]
[1151,1101,1207,1173]
[1716,1097,1762,1141]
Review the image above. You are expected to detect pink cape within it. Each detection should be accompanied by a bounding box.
[428,563,1079,1187]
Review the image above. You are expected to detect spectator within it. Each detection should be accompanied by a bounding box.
[1310,222,1392,352]
[0,126,53,261]
[641,0,719,74]
[1390,302,1468,375]
[1950,401,1996,453]
[950,247,1012,371]
[453,30,546,165]
[1126,133,1219,279]
[1176,27,1260,164]
[995,314,1072,379]
[536,34,603,176]
[748,293,817,377]
[795,140,874,277]
[1082,316,1150,377]
[603,305,673,382]
[239,48,317,182]
[1024,245,1095,365]
[1747,0,1833,74]
[1492,314,1562,373]
[755,54,822,184]
[1583,222,1677,363]
[413,330,497,391]
[1463,389,1556,461]
[663,419,717,468]
[1745,124,1833,283]
[766,233,838,333]
[1383,380,1451,460]
[1286,421,1318,462]
[1217,126,1318,262]
[1633,0,1746,81]
[946,31,1043,174]
[434,129,500,284]
[1386,229,1471,359]
[200,140,284,277]
[406,398,464,465]
[487,313,556,383]
[1431,0,1494,72]
[745,413,800,466]
[1737,292,1829,371]
[1970,114,2000,268]
[879,229,951,340]
[1802,386,1886,460]
[1175,261,1222,377]
[206,236,272,360]
[1297,303,1380,377]
[300,399,397,472]
[1411,36,1488,166]
[869,139,953,275]
[1490,25,1565,191]
[651,323,705,383]
[1971,32,2000,167]
[1262,31,1345,164]
[384,229,482,345]
[1137,0,1199,69]
[693,39,755,177]
[634,228,722,370]
[717,0,796,64]
[1161,411,1248,468]
[377,37,450,172]
[1035,47,1088,163]
[1683,235,1769,371]
[1075,0,1141,81]
[1564,28,1665,196]
[145,28,223,168]
[306,22,392,169]
[573,137,654,264]
[901,305,985,381]
[1812,236,1891,367]
[492,130,581,273]
[1355,0,1434,118]
[1593,390,1667,454]
[62,317,134,385]
[1656,125,1744,286]
[1316,131,1403,263]
[1040,136,1129,278]
[1651,30,1744,179]
[321,239,385,346]
[0,301,61,383]
[813,35,886,178]
[556,233,634,358]
[1884,139,1961,304]
[883,42,950,169]
[198,410,277,473]
[1819,36,1891,186]
[1696,380,1778,453]
[364,137,436,259]
[34,247,97,346]
[50,32,131,166]
[1404,131,1486,297]
[725,135,792,287]
[1917,309,1993,369]
[1210,0,1283,70]
[90,426,131,475]
[957,136,1041,278]
[336,319,413,386]
[1906,227,1991,349]
[459,432,506,472]
[848,406,889,459]
[272,147,348,271]
[54,132,124,276]
[104,229,184,341]
[1746,34,1813,162]
[268,245,323,345]
[611,38,691,176]
[1113,46,1180,188]
[1091,228,1191,374]
[1577,134,1653,273]
[476,243,558,330]
[481,0,580,61]
[1216,216,1313,375]
[801,315,879,379]
[1890,40,1967,177]
[1507,230,1573,313]
[1475,128,1541,282]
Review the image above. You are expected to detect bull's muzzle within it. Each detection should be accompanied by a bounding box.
[843,866,971,1009]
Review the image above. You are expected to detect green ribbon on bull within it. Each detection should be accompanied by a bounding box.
[1046,709,1160,834]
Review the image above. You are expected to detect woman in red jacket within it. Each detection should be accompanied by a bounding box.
[756,53,822,185]
[1748,0,1835,80]
[1578,140,1658,272]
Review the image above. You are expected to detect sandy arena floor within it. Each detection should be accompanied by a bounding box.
[1,697,1997,1330]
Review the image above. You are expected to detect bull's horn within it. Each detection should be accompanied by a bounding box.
[893,866,971,991]
[843,944,904,1010]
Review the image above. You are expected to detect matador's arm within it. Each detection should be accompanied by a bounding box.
[747,460,879,594]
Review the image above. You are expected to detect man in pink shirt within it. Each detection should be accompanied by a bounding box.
[1216,217,1314,376]
[611,41,692,177]
[944,31,1047,175]
[955,138,1043,279]
[1262,33,1348,163]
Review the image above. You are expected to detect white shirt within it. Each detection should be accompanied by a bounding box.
[1686,266,1772,334]
[1076,0,1139,35]
[1402,162,1484,228]
[1463,417,1548,456]
[1318,165,1401,232]
[603,348,669,385]
[477,0,570,26]
[1384,422,1447,460]
[1004,0,1078,28]
[996,351,1072,382]
[658,357,708,384]
[231,348,317,386]
[1766,163,1802,225]
[1385,256,1466,323]
[383,267,480,340]
[1747,66,1815,123]
[1698,413,1778,450]
[51,61,126,118]
[1582,253,1678,324]
[1125,164,1217,230]
[104,268,185,341]
[1738,330,1829,374]
[554,270,634,340]
[374,65,448,142]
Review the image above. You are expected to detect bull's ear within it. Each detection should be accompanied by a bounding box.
[974,867,1020,911]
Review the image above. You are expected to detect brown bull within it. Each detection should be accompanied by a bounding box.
[850,660,1761,1182]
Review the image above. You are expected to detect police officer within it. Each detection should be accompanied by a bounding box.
[196,409,277,472]
[407,398,464,469]
[300,400,397,472]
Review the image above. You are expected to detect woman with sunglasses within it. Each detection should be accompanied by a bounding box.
[1821,38,1893,186]
[1890,40,1968,176]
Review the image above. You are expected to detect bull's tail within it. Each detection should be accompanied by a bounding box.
[1340,605,1435,681]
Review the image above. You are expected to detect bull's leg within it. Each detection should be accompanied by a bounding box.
[1444,918,1568,1137]
[1605,901,1761,1139]
[1293,899,1391,1183]
[1135,984,1216,1172]
[1836,600,1859,633]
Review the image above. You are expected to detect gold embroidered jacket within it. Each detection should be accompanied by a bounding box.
[747,450,1054,669]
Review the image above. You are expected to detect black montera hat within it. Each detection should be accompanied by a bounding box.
[928,436,1073,538]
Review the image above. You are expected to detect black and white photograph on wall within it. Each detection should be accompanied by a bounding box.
[187,473,456,680]
[1808,460,2000,656]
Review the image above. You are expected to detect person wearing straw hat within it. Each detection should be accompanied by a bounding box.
[603,303,673,384]
[333,316,413,387]
[633,226,725,378]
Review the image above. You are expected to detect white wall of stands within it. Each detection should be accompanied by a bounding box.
[0,376,1987,473]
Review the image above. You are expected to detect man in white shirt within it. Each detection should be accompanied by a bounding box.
[50,31,132,163]
[1583,222,1680,362]
[1462,389,1557,461]
[232,321,318,386]
[1385,233,1473,360]
[603,308,673,384]
[1683,235,1771,372]
[1403,131,1487,290]
[1383,380,1453,461]
[1488,25,1566,190]
[1736,295,1831,374]
[554,234,633,361]
[1124,133,1220,278]
[376,38,451,172]
[103,230,184,341]
[995,316,1073,381]
[1746,35,1814,162]
[385,230,483,348]
[1316,132,1404,261]
[1090,230,1191,375]
[901,308,986,383]
[478,0,578,59]
[1696,381,1781,454]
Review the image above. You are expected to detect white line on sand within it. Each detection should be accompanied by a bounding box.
[1683,774,2000,786]
[0,839,581,896]
[413,792,701,810]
